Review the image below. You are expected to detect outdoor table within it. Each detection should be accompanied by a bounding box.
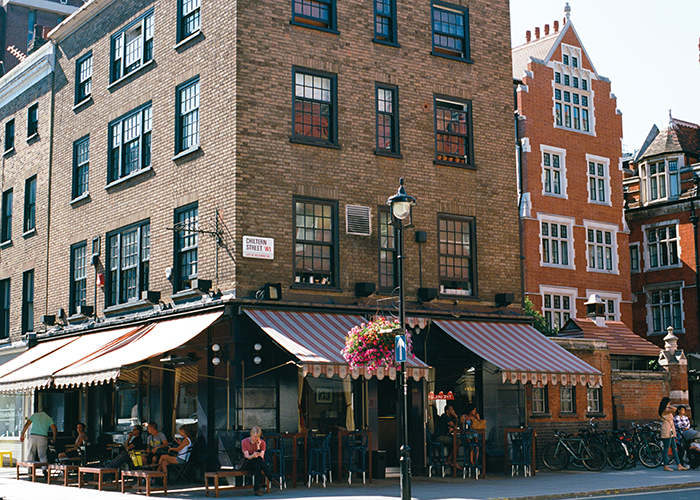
[280,431,307,488]
[504,427,537,476]
[336,429,372,483]
[453,428,486,478]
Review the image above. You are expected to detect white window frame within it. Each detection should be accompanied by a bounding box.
[586,290,622,322]
[552,44,594,135]
[587,387,602,413]
[560,386,575,414]
[586,154,611,206]
[540,145,567,199]
[642,220,681,272]
[629,242,640,273]
[583,220,619,274]
[540,285,577,331]
[644,281,684,336]
[639,155,682,205]
[532,386,547,414]
[538,214,575,269]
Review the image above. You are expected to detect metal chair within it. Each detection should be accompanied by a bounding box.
[263,432,286,489]
[307,431,332,487]
[345,431,368,484]
[508,428,533,477]
[168,441,194,483]
[460,430,483,479]
[426,428,447,478]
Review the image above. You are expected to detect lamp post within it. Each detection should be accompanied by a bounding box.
[387,178,416,500]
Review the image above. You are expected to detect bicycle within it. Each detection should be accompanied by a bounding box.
[541,430,607,471]
[629,422,663,468]
[581,418,629,470]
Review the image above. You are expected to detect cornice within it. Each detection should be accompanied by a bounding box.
[0,42,54,110]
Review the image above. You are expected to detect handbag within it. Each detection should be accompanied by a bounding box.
[234,457,248,470]
[471,418,487,430]
[129,450,144,467]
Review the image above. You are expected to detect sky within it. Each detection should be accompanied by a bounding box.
[510,0,700,154]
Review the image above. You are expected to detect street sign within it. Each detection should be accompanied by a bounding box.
[395,335,407,363]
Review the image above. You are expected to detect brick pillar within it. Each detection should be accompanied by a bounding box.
[658,326,689,406]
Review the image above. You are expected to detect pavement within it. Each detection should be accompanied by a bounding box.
[2,465,700,500]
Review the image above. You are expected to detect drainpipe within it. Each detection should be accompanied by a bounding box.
[514,82,526,309]
[690,175,700,336]
[44,44,56,318]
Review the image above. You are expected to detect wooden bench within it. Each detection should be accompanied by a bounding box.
[205,470,269,498]
[16,461,48,482]
[121,469,167,496]
[78,466,120,491]
[49,463,80,486]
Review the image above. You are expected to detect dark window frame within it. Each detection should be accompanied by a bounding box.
[375,83,400,157]
[431,1,471,62]
[0,279,8,339]
[177,0,201,41]
[1,189,12,243]
[174,203,199,292]
[75,52,92,104]
[291,0,338,33]
[27,103,38,138]
[5,119,14,153]
[374,0,398,46]
[378,207,397,292]
[175,77,200,154]
[291,67,338,148]
[73,135,90,199]
[437,214,476,298]
[110,10,154,83]
[108,103,152,184]
[70,242,87,316]
[434,95,474,168]
[292,197,339,288]
[22,269,34,334]
[23,175,36,234]
[106,220,150,306]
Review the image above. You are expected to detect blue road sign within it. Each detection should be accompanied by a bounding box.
[395,335,407,363]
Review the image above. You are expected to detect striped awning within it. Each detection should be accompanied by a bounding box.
[434,320,602,387]
[244,309,429,381]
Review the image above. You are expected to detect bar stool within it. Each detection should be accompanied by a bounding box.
[345,431,368,484]
[508,428,533,477]
[460,430,482,479]
[307,431,332,487]
[263,432,286,489]
[426,428,447,478]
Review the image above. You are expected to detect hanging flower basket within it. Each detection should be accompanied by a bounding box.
[341,317,413,372]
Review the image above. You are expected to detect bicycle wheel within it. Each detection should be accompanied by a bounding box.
[542,442,569,470]
[639,442,663,468]
[582,442,607,471]
[606,440,628,470]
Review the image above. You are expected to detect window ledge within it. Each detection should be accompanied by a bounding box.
[588,200,612,207]
[22,228,36,238]
[543,193,568,199]
[558,412,577,417]
[170,287,209,304]
[587,268,619,275]
[0,240,12,248]
[172,146,201,161]
[290,137,341,150]
[107,59,155,90]
[645,265,682,272]
[104,166,153,190]
[104,299,155,317]
[374,150,403,159]
[553,125,594,136]
[373,39,400,48]
[430,51,473,64]
[289,20,339,34]
[70,192,90,205]
[649,329,683,336]
[541,263,574,270]
[3,147,14,157]
[434,159,475,169]
[529,413,552,419]
[290,284,342,292]
[26,133,39,143]
[585,412,606,419]
[73,96,93,112]
[174,30,202,50]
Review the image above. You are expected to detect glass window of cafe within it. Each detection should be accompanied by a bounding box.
[0,394,24,437]
[430,365,480,417]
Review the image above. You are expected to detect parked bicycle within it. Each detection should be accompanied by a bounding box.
[580,418,629,470]
[628,422,663,468]
[541,430,607,471]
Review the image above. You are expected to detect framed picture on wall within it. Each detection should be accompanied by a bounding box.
[315,387,333,404]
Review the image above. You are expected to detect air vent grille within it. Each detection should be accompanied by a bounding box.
[346,205,371,236]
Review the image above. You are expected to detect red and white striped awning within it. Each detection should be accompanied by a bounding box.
[244,309,429,381]
[434,320,602,387]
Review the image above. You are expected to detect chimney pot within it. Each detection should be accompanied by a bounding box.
[535,27,540,39]
[554,20,559,32]
[544,24,550,35]
[525,30,531,43]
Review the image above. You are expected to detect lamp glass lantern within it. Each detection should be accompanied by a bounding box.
[387,178,417,222]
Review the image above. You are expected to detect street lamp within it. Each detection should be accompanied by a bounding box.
[387,177,416,500]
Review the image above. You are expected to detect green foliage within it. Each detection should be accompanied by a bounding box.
[523,297,556,336]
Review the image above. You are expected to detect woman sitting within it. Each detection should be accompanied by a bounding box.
[156,426,192,477]
[58,422,88,462]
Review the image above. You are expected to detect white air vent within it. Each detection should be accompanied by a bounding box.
[346,205,371,236]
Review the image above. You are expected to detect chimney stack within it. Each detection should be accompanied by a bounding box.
[584,294,606,328]
[544,24,550,35]
[525,30,531,43]
[534,27,540,39]
[553,20,559,32]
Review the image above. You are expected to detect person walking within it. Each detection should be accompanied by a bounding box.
[19,406,58,472]
[659,397,688,471]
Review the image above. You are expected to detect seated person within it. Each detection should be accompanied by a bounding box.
[146,422,169,465]
[105,424,147,469]
[460,403,484,430]
[434,405,461,469]
[156,426,192,477]
[675,405,700,440]
[58,422,88,461]
[241,426,279,496]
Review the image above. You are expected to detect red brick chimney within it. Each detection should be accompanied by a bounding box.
[544,24,550,35]
[534,27,540,39]
[554,20,559,32]
[525,30,531,43]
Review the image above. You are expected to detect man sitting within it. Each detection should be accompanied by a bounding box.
[146,422,169,465]
[434,405,461,469]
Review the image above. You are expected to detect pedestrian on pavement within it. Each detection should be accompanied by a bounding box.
[19,406,58,471]
[659,397,688,471]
